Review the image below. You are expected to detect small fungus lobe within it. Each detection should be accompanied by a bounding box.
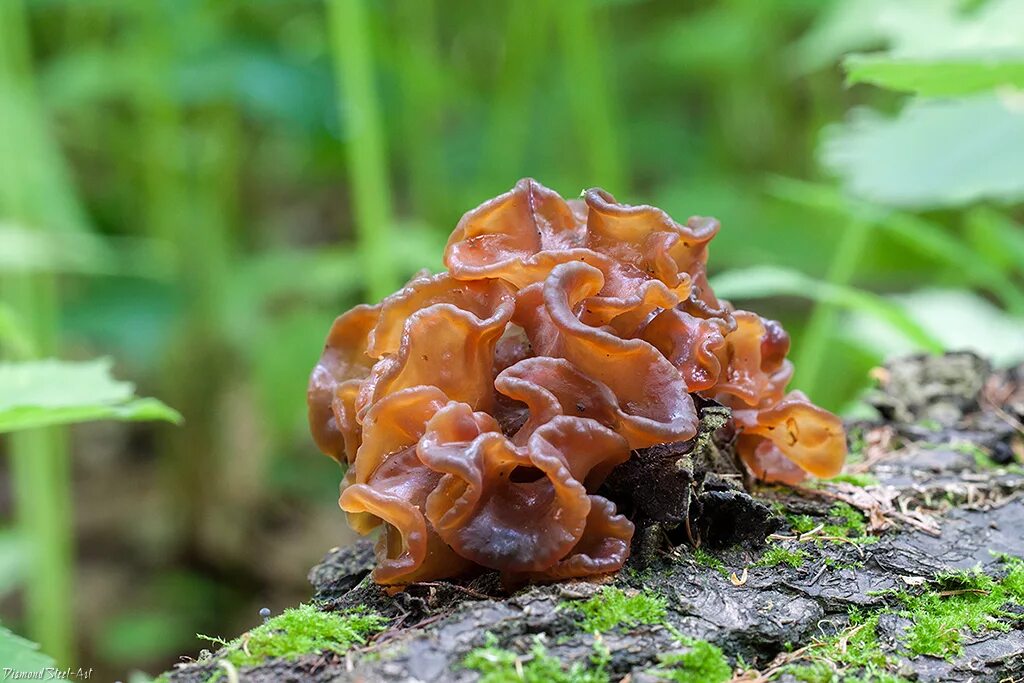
[309,179,846,584]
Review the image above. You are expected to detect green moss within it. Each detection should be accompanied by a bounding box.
[1002,560,1024,601]
[851,673,909,683]
[692,548,729,577]
[787,503,877,545]
[825,557,865,571]
[756,545,808,569]
[791,662,907,683]
[650,639,731,683]
[787,512,820,534]
[786,663,834,682]
[898,563,1024,659]
[777,610,907,682]
[935,566,999,592]
[817,613,890,671]
[752,560,1024,680]
[829,502,868,536]
[826,472,880,487]
[462,633,610,683]
[573,586,667,633]
[951,441,999,469]
[622,564,653,583]
[201,604,387,676]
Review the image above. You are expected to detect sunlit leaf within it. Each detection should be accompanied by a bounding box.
[710,266,944,353]
[793,0,1024,73]
[821,93,1024,208]
[0,358,182,434]
[790,0,898,73]
[845,51,1024,96]
[0,623,55,671]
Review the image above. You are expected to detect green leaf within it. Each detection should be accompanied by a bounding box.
[709,266,944,353]
[790,0,900,73]
[0,358,182,434]
[845,52,1024,96]
[821,93,1024,209]
[0,623,56,672]
[794,0,1024,74]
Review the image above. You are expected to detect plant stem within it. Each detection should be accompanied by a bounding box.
[555,0,625,193]
[392,0,447,227]
[131,1,238,554]
[0,0,74,665]
[483,0,552,197]
[793,219,872,397]
[326,0,398,302]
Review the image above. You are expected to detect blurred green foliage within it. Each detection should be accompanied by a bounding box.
[1,0,1023,678]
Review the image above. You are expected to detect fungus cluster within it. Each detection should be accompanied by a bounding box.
[308,179,846,585]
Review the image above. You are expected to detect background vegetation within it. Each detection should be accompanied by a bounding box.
[1,0,1022,679]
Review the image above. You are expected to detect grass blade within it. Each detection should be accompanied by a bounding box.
[0,0,74,665]
[483,0,552,195]
[794,217,872,393]
[391,0,447,225]
[326,0,398,302]
[555,0,625,192]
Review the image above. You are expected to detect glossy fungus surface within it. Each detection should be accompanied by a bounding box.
[309,179,847,584]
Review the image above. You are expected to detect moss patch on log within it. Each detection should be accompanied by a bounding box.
[898,558,1024,659]
[462,634,611,683]
[649,639,732,682]
[185,604,387,681]
[756,544,809,569]
[570,586,668,633]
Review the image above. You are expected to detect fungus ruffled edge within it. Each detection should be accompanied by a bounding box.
[309,178,846,585]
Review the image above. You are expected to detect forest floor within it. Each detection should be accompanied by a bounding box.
[161,353,1024,683]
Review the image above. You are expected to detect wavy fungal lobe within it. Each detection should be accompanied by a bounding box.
[309,179,846,585]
